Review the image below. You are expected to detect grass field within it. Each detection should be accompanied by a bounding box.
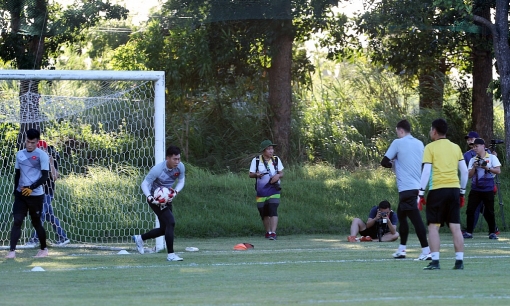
[1,233,509,305]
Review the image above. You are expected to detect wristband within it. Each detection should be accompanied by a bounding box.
[460,188,466,195]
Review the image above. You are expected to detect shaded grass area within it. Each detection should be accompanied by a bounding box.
[2,164,509,244]
[1,234,509,305]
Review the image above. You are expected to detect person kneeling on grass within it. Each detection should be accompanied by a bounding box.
[347,200,399,242]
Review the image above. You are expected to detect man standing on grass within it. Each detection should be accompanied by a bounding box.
[464,138,501,239]
[420,119,468,270]
[5,128,49,259]
[381,119,431,260]
[249,140,284,240]
[133,145,185,262]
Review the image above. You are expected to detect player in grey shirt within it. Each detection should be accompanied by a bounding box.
[133,145,185,262]
[5,129,50,259]
[381,120,431,260]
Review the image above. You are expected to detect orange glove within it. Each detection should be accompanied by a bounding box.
[460,188,466,208]
[21,186,33,196]
[417,189,426,211]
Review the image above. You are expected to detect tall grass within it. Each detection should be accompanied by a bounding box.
[3,163,507,244]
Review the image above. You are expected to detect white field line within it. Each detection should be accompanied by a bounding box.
[17,253,510,273]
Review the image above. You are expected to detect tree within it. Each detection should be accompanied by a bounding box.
[434,0,510,159]
[470,0,493,141]
[472,1,510,160]
[152,0,340,159]
[0,0,128,148]
[342,0,470,109]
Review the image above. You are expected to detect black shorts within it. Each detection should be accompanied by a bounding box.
[426,188,461,226]
[360,223,390,239]
[257,199,279,219]
[12,192,44,216]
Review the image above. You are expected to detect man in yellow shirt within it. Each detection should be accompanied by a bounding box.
[419,119,468,270]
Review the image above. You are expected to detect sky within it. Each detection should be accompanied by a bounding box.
[55,0,163,25]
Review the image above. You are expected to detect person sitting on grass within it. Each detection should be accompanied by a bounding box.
[347,200,399,242]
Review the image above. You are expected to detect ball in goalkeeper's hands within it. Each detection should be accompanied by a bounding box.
[153,187,171,204]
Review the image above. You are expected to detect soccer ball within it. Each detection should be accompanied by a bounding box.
[154,187,171,202]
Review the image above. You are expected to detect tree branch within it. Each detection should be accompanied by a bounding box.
[473,15,497,40]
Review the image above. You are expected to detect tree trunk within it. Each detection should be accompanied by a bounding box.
[471,4,493,141]
[418,59,447,109]
[493,1,510,161]
[13,0,47,149]
[268,29,293,159]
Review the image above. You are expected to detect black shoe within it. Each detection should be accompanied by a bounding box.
[453,260,464,270]
[423,260,440,270]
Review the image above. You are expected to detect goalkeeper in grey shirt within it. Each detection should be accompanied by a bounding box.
[5,129,50,259]
[381,120,431,261]
[133,145,185,261]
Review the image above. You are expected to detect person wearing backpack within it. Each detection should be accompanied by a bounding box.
[249,140,284,240]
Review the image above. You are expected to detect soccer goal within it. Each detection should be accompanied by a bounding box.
[0,70,166,251]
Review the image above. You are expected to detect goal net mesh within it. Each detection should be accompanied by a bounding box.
[0,77,159,249]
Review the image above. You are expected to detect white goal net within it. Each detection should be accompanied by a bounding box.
[0,70,166,250]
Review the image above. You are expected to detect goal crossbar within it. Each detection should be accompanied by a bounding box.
[0,70,167,251]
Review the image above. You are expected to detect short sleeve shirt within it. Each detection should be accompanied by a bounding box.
[384,135,424,192]
[468,152,501,192]
[15,148,49,196]
[422,139,463,190]
[250,156,284,197]
[367,206,398,225]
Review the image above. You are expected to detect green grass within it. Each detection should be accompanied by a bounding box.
[1,234,509,305]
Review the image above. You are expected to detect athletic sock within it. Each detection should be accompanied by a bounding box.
[398,244,406,252]
[422,246,431,254]
[455,252,464,260]
[431,252,440,260]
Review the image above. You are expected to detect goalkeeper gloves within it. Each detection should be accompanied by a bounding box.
[166,189,178,203]
[21,186,33,197]
[417,189,426,211]
[147,195,166,205]
[460,188,466,208]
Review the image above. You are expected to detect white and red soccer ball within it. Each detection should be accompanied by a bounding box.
[153,187,176,203]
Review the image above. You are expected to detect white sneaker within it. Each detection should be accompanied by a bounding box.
[167,253,183,261]
[392,250,406,259]
[414,253,432,261]
[133,235,144,254]
[34,248,48,258]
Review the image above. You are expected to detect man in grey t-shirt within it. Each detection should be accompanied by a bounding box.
[5,129,50,259]
[381,120,431,261]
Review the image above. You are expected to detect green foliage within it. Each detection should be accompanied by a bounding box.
[0,0,129,69]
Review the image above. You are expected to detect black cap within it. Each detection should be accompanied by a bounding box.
[473,138,485,145]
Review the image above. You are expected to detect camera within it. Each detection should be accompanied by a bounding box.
[475,156,487,167]
[376,213,388,242]
[272,182,281,191]
[490,139,504,153]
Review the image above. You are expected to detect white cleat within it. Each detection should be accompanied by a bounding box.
[167,253,183,261]
[414,253,432,261]
[133,235,144,254]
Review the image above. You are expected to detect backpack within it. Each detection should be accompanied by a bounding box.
[254,155,279,190]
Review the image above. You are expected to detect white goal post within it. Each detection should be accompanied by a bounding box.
[0,70,166,251]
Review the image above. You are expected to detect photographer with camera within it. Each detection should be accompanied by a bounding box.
[381,119,431,260]
[464,138,501,240]
[347,200,399,242]
[249,140,284,240]
[461,131,497,236]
